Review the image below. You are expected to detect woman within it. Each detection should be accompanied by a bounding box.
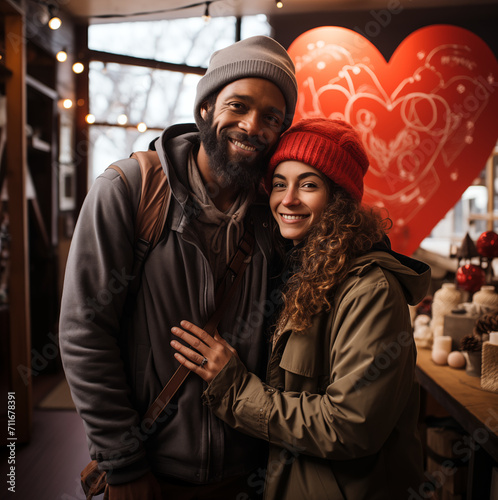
[170,119,431,499]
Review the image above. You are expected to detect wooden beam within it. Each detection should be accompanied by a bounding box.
[88,49,206,76]
[75,23,89,213]
[0,0,23,15]
[468,213,498,222]
[5,9,32,443]
[486,154,495,232]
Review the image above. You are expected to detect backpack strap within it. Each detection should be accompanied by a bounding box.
[142,221,255,428]
[108,150,170,299]
[130,151,171,249]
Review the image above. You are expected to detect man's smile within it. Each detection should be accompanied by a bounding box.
[230,138,258,152]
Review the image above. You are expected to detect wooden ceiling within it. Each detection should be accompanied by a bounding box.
[59,0,496,24]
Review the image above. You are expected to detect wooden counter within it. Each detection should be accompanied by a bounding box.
[416,347,498,499]
[416,347,498,460]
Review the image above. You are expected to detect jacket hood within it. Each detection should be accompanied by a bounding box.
[152,123,200,208]
[350,237,431,306]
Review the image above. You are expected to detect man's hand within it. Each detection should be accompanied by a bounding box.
[106,472,162,499]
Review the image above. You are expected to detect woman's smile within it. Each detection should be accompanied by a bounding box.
[270,161,329,245]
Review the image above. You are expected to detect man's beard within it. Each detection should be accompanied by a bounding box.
[198,110,271,191]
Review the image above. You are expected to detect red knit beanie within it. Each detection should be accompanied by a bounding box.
[268,118,369,202]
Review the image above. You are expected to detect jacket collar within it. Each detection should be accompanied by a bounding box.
[152,123,274,261]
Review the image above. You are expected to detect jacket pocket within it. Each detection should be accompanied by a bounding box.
[279,332,328,394]
[278,314,331,381]
[279,332,322,378]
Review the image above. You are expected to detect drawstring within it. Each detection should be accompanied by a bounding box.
[186,151,253,266]
[210,213,243,263]
[210,222,225,256]
[225,214,242,263]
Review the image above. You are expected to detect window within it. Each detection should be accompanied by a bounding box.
[87,15,271,182]
[420,148,498,258]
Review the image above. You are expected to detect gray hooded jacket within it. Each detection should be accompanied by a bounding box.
[59,124,273,484]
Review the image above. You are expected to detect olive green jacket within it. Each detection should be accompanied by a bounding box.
[203,250,431,499]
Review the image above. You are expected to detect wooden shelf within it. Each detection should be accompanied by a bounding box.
[29,136,52,153]
[416,347,498,460]
[416,346,498,499]
[26,74,58,101]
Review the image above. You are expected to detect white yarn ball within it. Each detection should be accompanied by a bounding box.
[447,351,466,369]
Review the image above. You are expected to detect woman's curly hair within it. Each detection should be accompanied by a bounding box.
[275,185,391,334]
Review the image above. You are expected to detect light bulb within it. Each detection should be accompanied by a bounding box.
[85,114,96,124]
[72,62,84,74]
[117,114,128,125]
[202,2,211,23]
[56,50,67,62]
[276,0,283,8]
[62,99,73,109]
[48,16,62,30]
[137,122,147,133]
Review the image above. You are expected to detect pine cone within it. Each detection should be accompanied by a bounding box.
[474,313,498,337]
[460,334,481,352]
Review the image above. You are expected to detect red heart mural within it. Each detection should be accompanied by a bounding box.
[288,25,498,255]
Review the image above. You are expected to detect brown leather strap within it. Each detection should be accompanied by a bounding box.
[142,223,255,429]
[130,151,171,248]
[108,164,131,193]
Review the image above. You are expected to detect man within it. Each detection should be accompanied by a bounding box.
[59,36,297,499]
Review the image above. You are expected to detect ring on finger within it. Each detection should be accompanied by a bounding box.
[200,357,208,368]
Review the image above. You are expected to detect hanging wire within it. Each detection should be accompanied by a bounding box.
[202,2,212,23]
[65,0,222,20]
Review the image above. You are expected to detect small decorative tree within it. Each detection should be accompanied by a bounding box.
[455,233,486,297]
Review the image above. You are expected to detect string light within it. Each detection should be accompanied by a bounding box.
[35,0,223,27]
[56,49,67,62]
[117,114,128,125]
[202,2,211,23]
[137,122,148,133]
[85,114,96,124]
[72,62,85,74]
[276,0,283,8]
[62,99,73,109]
[46,3,62,29]
[48,14,61,30]
[80,0,222,21]
[28,1,62,29]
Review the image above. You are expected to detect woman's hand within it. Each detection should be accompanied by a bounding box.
[171,320,238,383]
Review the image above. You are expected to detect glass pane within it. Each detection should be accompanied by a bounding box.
[88,17,237,67]
[241,14,271,38]
[89,61,201,128]
[89,125,160,183]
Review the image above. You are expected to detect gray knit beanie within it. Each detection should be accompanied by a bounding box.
[194,36,297,130]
